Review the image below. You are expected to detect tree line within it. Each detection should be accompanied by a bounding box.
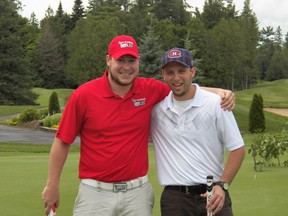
[1,0,288,105]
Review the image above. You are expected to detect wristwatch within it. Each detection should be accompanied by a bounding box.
[215,182,229,191]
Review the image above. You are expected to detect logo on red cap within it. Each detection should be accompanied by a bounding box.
[118,41,134,48]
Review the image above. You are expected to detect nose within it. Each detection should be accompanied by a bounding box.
[122,60,131,70]
[173,72,181,81]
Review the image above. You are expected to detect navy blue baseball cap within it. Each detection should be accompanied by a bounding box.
[161,48,193,68]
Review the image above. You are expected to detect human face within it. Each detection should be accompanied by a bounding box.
[162,62,195,101]
[106,54,139,87]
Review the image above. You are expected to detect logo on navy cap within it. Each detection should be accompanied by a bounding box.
[168,50,182,58]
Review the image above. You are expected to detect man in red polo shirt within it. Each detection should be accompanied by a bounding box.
[41,35,235,216]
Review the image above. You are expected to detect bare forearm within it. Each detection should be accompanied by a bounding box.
[42,137,70,214]
[46,137,69,187]
[220,146,245,184]
[200,87,235,111]
[200,87,219,94]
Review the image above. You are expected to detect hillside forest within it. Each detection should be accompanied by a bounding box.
[1,0,288,105]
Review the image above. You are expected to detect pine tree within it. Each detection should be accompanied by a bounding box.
[37,23,65,88]
[238,0,259,89]
[249,94,265,133]
[71,0,85,29]
[0,0,38,105]
[48,91,61,115]
[138,25,163,79]
[153,0,190,26]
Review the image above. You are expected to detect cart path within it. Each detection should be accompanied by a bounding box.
[0,123,80,145]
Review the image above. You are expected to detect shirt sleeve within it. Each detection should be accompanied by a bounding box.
[217,108,244,151]
[56,91,85,144]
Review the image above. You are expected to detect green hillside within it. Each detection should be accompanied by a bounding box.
[234,79,288,133]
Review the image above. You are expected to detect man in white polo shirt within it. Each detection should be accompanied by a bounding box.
[150,48,245,216]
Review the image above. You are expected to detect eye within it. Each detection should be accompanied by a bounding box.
[165,71,174,76]
[128,59,137,63]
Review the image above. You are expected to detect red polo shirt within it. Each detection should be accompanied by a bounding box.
[56,71,170,182]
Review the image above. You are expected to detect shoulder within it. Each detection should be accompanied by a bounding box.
[196,85,221,104]
[70,78,102,100]
[135,77,167,89]
[134,77,170,101]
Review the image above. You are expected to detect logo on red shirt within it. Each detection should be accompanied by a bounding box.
[132,98,146,107]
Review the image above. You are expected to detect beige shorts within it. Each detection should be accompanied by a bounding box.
[73,178,154,216]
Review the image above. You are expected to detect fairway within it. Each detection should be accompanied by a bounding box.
[0,144,287,215]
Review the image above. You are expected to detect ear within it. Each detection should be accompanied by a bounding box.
[106,55,111,67]
[161,69,167,82]
[191,67,196,78]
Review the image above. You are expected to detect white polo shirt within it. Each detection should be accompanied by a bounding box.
[150,84,244,186]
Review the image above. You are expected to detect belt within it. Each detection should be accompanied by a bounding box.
[166,184,207,195]
[81,175,148,192]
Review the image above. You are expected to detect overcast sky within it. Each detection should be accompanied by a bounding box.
[20,0,288,35]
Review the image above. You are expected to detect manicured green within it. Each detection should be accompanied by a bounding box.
[0,142,287,216]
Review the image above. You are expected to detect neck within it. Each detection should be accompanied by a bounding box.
[108,75,132,98]
[173,84,196,101]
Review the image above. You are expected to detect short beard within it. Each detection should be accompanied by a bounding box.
[109,69,135,86]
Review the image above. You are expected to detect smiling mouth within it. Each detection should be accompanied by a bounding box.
[173,83,183,87]
[120,71,132,76]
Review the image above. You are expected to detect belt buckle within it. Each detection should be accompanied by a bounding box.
[113,183,127,192]
[185,186,191,194]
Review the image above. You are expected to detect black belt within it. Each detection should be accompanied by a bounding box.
[166,184,207,195]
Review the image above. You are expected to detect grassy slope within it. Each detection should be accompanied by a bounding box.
[234,79,288,133]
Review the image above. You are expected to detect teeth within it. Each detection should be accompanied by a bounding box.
[174,83,182,87]
[120,72,131,75]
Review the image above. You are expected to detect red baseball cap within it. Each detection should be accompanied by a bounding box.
[108,35,139,60]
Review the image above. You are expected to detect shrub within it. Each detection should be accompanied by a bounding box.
[248,132,288,170]
[38,108,49,120]
[42,113,62,128]
[249,94,265,133]
[18,109,40,124]
[48,91,60,115]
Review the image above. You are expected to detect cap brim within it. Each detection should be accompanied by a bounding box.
[112,50,139,60]
[162,60,190,68]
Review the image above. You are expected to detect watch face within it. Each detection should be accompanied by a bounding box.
[223,183,229,190]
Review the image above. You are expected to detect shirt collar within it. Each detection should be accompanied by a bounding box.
[164,84,205,110]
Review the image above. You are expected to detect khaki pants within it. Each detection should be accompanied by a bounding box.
[73,181,154,216]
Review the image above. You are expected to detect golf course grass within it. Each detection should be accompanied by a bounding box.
[0,143,287,215]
